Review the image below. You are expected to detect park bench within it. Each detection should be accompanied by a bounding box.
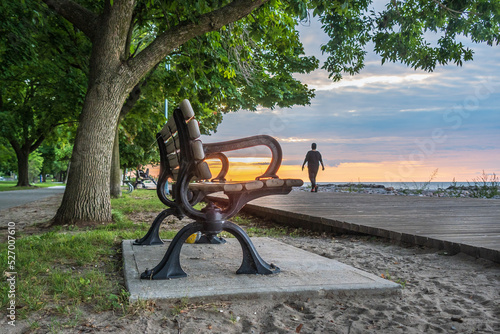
[134,168,157,189]
[137,99,303,280]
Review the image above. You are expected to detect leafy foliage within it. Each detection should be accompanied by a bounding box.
[117,0,320,168]
[0,1,88,184]
[315,0,500,81]
[119,98,165,170]
[28,151,44,183]
[0,138,16,176]
[38,126,76,181]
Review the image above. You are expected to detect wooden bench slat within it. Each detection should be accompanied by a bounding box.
[245,180,264,190]
[166,117,177,133]
[191,140,204,160]
[160,118,177,141]
[168,153,179,168]
[187,119,201,140]
[196,161,212,180]
[159,126,170,141]
[266,179,285,187]
[180,99,195,120]
[189,182,242,193]
[188,179,302,193]
[286,179,304,187]
[166,136,180,154]
[172,168,179,181]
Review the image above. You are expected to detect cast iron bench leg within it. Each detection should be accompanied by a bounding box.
[196,234,227,244]
[222,221,280,275]
[134,208,179,246]
[140,220,279,280]
[141,222,202,280]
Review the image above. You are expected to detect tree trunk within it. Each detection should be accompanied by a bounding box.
[52,84,126,225]
[109,76,151,198]
[51,0,136,225]
[15,148,30,187]
[110,122,122,198]
[64,162,70,184]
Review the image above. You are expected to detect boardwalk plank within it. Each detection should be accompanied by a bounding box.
[209,192,500,263]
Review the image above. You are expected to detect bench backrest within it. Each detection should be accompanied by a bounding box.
[157,99,212,185]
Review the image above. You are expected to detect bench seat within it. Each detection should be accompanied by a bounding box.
[189,178,303,193]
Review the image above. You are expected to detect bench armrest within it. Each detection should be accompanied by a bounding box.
[203,135,282,180]
[205,152,229,182]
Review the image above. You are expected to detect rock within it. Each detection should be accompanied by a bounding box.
[292,184,498,200]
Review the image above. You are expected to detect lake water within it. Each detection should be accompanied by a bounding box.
[308,182,481,190]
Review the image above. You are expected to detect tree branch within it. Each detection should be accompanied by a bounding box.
[51,121,79,127]
[430,0,479,17]
[41,0,99,40]
[119,63,160,121]
[29,121,77,153]
[128,0,269,81]
[30,134,46,153]
[9,139,21,156]
[124,13,136,60]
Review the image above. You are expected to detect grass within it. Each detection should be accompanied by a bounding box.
[171,296,190,316]
[467,171,499,199]
[0,180,63,192]
[432,171,499,198]
[0,189,179,319]
[229,311,240,324]
[111,188,166,213]
[0,221,177,318]
[397,169,499,199]
[401,168,438,195]
[381,270,407,289]
[0,189,301,321]
[435,178,464,198]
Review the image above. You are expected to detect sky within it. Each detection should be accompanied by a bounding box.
[200,11,500,183]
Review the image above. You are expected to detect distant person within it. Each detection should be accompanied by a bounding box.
[302,143,324,192]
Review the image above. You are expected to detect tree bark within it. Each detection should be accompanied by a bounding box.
[110,122,122,198]
[64,162,70,184]
[9,139,33,187]
[15,148,30,187]
[52,80,127,224]
[51,0,135,225]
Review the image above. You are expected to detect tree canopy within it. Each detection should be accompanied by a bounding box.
[318,0,499,81]
[113,4,320,187]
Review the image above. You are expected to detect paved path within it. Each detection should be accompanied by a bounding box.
[210,192,500,263]
[0,186,65,211]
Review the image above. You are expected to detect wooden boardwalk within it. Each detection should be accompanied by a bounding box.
[211,192,500,263]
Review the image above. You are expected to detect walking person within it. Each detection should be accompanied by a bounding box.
[302,143,324,192]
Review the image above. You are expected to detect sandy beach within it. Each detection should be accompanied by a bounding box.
[1,193,499,333]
